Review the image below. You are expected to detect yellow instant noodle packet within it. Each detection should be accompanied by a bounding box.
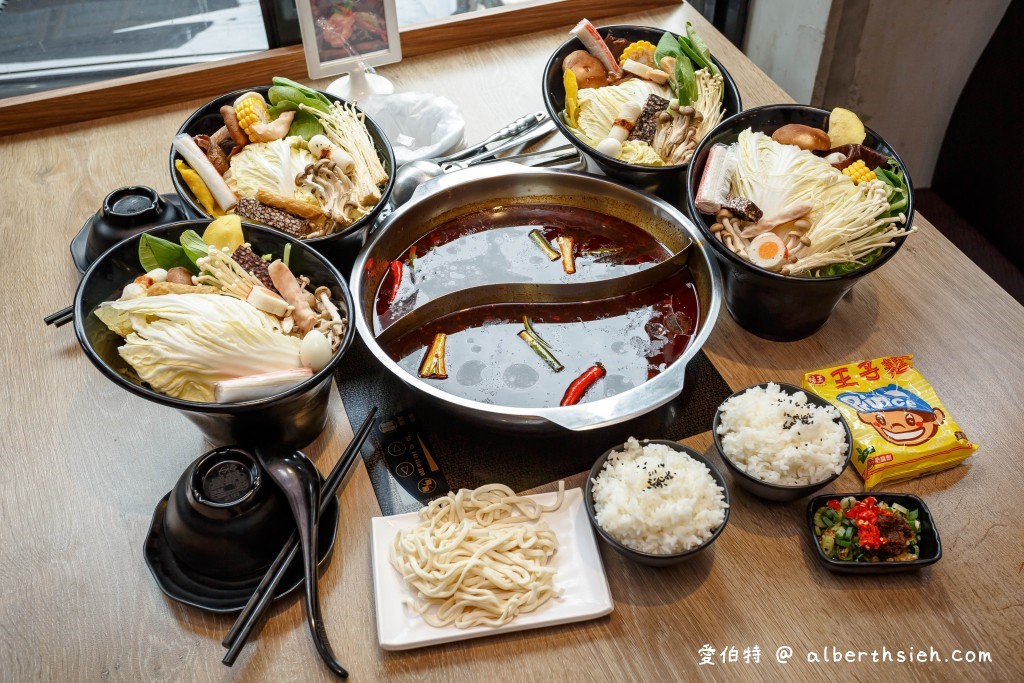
[802,355,978,489]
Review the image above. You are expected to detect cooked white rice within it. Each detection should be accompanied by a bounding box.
[716,383,847,486]
[591,438,727,555]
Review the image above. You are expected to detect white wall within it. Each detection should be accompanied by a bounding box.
[817,0,1010,186]
[742,0,834,103]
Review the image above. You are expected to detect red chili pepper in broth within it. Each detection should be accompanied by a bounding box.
[560,363,606,406]
[387,260,403,303]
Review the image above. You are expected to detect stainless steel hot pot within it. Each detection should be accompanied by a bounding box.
[350,163,722,432]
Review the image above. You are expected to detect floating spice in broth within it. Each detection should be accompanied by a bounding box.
[373,203,668,331]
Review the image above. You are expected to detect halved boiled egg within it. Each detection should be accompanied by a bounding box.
[747,233,787,270]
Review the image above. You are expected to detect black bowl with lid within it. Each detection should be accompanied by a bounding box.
[164,446,293,578]
[74,186,186,272]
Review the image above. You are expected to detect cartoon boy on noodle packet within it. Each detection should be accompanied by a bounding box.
[836,384,945,447]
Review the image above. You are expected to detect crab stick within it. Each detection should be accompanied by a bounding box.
[571,19,622,77]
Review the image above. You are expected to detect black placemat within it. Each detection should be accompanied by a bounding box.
[336,337,732,515]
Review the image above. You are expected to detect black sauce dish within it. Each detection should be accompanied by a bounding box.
[170,85,396,266]
[542,24,742,202]
[685,104,915,341]
[584,439,730,567]
[73,220,355,449]
[806,492,941,574]
[145,446,339,612]
[712,382,853,503]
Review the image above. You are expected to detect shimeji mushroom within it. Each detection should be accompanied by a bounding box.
[296,159,359,235]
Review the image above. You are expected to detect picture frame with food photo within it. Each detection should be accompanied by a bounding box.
[295,0,402,96]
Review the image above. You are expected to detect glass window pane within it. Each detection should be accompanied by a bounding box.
[0,0,269,99]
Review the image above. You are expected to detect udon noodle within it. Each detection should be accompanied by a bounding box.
[389,482,566,628]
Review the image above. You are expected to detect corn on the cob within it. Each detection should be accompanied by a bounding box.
[619,40,657,66]
[233,91,270,138]
[842,159,877,184]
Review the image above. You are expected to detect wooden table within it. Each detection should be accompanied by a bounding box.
[3,4,1022,681]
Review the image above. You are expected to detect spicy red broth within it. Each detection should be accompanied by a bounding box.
[374,204,669,331]
[374,203,699,408]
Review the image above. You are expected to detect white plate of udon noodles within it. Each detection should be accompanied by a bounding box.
[370,486,613,650]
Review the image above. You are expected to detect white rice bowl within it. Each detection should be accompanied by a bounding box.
[591,438,728,555]
[716,383,848,486]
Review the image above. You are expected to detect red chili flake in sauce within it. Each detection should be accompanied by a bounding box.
[826,500,842,512]
[843,497,891,551]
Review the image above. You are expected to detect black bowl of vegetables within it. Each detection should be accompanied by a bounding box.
[73,219,355,449]
[807,493,941,574]
[542,22,741,202]
[685,104,914,341]
[170,79,396,269]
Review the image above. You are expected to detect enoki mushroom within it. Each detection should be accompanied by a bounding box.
[389,482,565,629]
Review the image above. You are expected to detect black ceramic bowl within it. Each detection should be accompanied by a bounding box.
[806,492,941,574]
[712,382,853,502]
[73,220,356,449]
[685,104,915,341]
[585,439,730,567]
[542,24,742,201]
[164,446,293,579]
[170,85,396,264]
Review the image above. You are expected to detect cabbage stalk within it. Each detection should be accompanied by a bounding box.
[95,294,302,403]
[227,136,316,200]
[569,79,670,166]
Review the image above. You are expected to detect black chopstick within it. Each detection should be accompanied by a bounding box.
[44,306,73,327]
[222,406,378,667]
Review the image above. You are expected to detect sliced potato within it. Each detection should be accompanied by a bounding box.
[202,214,244,252]
[828,107,866,147]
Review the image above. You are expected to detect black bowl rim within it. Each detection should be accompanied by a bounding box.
[584,438,731,560]
[73,219,356,414]
[711,381,854,491]
[169,84,397,244]
[542,23,743,173]
[805,491,942,570]
[685,103,916,283]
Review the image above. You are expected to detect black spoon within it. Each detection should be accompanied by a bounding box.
[256,448,347,678]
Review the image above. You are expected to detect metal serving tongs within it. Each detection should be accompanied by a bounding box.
[431,111,548,164]
[375,243,692,346]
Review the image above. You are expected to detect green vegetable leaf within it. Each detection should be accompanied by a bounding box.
[654,31,683,68]
[874,158,909,218]
[268,85,330,114]
[686,22,722,100]
[272,77,332,108]
[267,100,298,118]
[138,233,196,273]
[288,109,324,141]
[677,36,712,72]
[686,22,712,63]
[814,248,883,277]
[179,229,210,266]
[676,52,697,106]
